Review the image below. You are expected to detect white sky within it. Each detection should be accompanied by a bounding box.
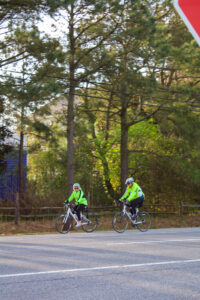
[38,12,68,40]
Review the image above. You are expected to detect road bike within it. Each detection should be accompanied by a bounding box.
[56,203,98,233]
[112,201,151,233]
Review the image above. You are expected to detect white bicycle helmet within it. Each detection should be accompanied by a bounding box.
[73,183,80,189]
[125,177,134,185]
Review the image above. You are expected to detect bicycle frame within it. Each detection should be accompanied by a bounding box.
[112,202,151,233]
[64,204,90,226]
[63,205,78,223]
[122,203,143,225]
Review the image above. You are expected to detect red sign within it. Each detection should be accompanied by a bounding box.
[173,0,200,46]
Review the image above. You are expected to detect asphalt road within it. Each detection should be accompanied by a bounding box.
[0,227,200,300]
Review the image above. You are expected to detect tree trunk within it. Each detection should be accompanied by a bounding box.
[15,192,19,225]
[67,4,75,196]
[67,85,75,196]
[19,130,24,200]
[120,102,129,194]
[16,130,24,224]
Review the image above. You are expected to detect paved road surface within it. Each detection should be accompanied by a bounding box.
[0,227,200,300]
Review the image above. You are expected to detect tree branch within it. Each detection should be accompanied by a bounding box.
[128,149,171,159]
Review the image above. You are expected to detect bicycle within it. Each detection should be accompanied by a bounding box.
[112,201,151,233]
[56,203,98,233]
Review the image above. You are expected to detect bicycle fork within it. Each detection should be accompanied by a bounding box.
[63,211,70,223]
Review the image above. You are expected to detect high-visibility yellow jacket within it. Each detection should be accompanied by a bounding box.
[67,189,88,205]
[120,182,144,202]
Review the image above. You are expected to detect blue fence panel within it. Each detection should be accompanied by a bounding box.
[0,151,27,202]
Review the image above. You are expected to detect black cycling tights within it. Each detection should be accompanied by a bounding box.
[130,197,144,214]
[74,204,86,221]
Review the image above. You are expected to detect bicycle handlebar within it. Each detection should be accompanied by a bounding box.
[64,202,74,208]
[118,200,128,204]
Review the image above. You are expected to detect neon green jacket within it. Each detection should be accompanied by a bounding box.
[120,182,144,202]
[67,189,88,205]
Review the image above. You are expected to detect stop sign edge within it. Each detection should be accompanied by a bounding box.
[173,0,200,46]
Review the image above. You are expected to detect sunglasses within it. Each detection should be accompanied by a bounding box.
[74,187,79,190]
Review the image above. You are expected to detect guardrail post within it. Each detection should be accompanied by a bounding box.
[87,192,90,207]
[180,200,183,216]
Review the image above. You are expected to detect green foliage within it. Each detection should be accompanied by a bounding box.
[27,126,68,205]
[0,126,13,174]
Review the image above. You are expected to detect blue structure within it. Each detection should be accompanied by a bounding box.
[0,136,27,202]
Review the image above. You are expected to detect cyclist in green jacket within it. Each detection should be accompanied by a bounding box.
[119,177,145,220]
[64,183,88,227]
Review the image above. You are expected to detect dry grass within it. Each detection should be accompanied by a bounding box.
[0,214,200,236]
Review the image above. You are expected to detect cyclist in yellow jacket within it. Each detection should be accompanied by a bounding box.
[119,177,145,220]
[64,183,88,227]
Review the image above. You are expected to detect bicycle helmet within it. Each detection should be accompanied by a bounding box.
[125,177,134,185]
[73,183,80,189]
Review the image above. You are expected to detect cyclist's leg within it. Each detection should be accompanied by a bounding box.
[130,199,137,215]
[73,205,80,222]
[75,204,85,221]
[130,198,144,215]
[138,197,144,209]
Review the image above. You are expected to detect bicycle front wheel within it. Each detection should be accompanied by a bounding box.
[56,214,72,234]
[81,212,98,232]
[112,212,128,233]
[136,211,151,232]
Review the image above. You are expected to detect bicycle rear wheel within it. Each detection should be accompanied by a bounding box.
[56,214,72,234]
[81,212,98,232]
[136,211,151,232]
[112,212,128,233]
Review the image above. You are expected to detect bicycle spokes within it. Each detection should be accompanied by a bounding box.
[81,212,98,233]
[56,214,72,234]
[136,211,151,232]
[112,212,128,233]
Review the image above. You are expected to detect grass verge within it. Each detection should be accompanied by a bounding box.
[0,214,199,236]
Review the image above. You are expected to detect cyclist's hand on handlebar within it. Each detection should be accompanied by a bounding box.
[116,199,122,205]
[68,201,75,207]
[123,200,129,205]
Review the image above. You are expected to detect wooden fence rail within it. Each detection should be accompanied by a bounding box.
[0,202,199,222]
